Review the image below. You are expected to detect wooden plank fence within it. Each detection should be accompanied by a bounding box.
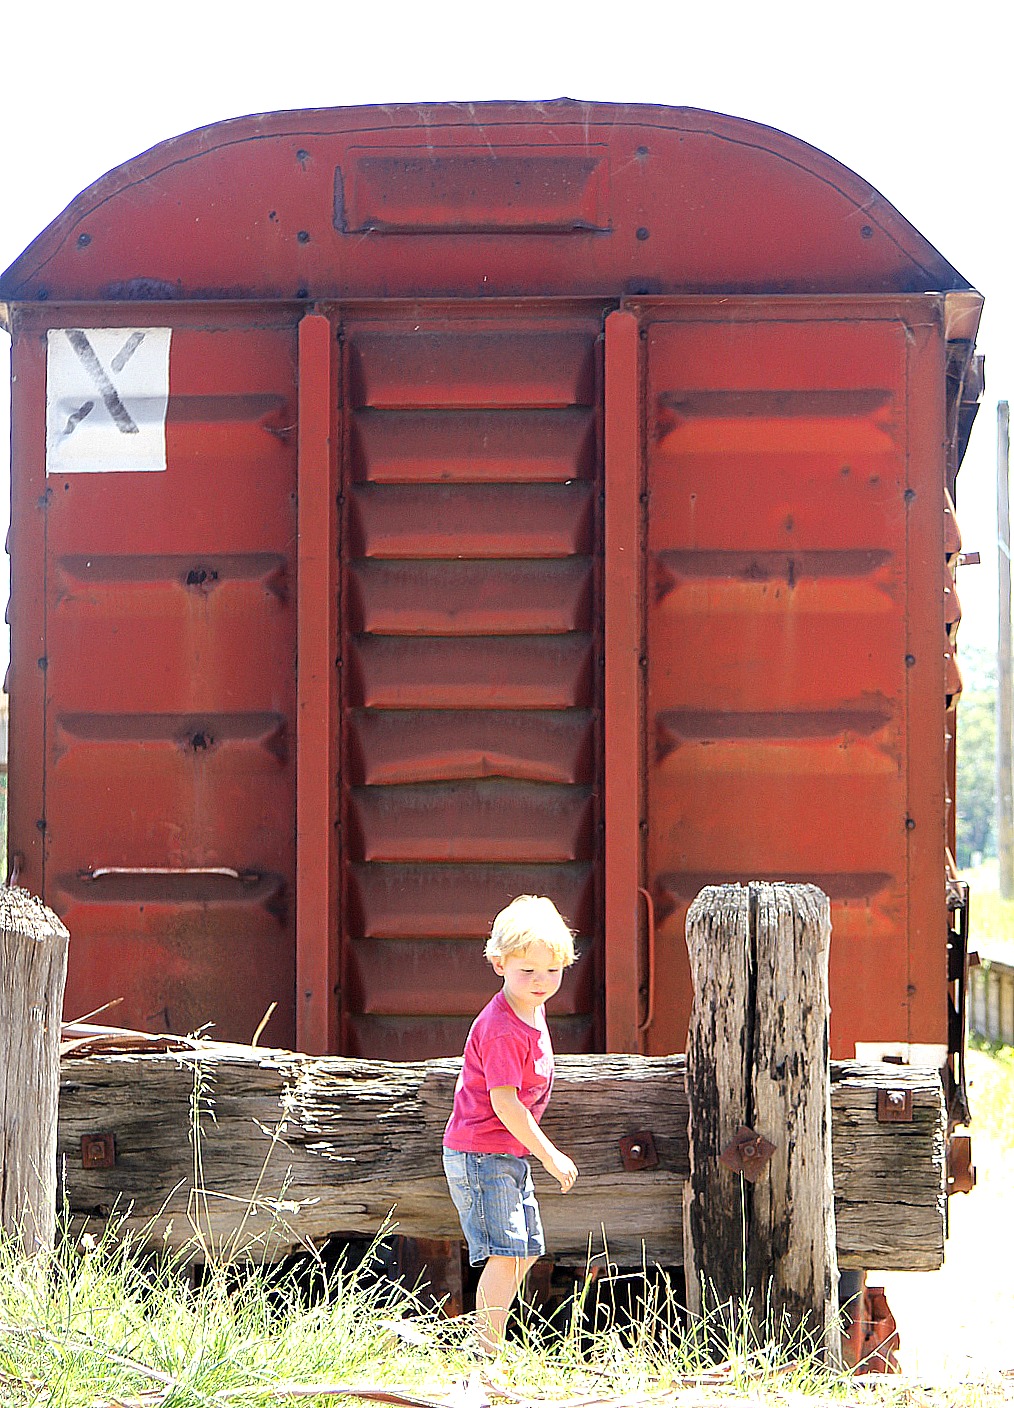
[969,957,1014,1046]
[56,1040,947,1272]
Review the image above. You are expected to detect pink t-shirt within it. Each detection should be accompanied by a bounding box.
[443,990,555,1156]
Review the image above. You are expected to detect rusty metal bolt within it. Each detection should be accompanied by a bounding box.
[81,1133,116,1169]
[619,1131,659,1171]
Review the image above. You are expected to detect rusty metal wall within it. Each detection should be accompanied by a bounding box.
[10,307,299,1046]
[1,103,981,1063]
[636,301,947,1056]
[339,306,604,1058]
[1,104,969,309]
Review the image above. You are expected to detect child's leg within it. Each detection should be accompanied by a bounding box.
[475,1253,538,1353]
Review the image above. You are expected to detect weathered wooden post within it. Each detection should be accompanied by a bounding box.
[0,888,70,1254]
[683,882,839,1362]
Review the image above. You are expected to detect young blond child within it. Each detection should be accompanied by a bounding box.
[443,895,578,1355]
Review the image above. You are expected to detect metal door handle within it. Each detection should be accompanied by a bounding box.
[79,866,259,882]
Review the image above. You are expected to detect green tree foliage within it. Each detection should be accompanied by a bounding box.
[956,688,996,867]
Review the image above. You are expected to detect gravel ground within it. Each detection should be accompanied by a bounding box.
[872,1049,1014,1384]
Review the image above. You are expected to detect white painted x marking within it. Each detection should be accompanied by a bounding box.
[61,328,147,437]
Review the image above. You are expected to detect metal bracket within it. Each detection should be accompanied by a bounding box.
[619,1130,659,1171]
[947,1134,976,1194]
[877,1088,913,1123]
[81,1132,116,1169]
[719,1125,775,1182]
[945,875,972,1126]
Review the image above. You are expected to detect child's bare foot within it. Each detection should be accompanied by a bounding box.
[470,1331,499,1359]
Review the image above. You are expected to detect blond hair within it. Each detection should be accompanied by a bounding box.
[485,895,576,966]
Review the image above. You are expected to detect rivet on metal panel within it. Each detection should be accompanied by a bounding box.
[636,227,650,241]
[297,231,311,244]
[905,816,916,830]
[81,1133,116,1169]
[636,146,649,158]
[619,1130,659,1171]
[877,1088,913,1123]
[77,233,91,249]
[861,225,874,239]
[719,1125,776,1182]
[904,489,916,502]
[185,567,218,588]
[905,654,916,667]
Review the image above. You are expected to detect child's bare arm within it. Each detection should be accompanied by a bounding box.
[489,1086,578,1191]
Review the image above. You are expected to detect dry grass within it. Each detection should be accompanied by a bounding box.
[3,881,1014,1402]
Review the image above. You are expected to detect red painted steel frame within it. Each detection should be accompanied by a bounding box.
[905,316,948,1047]
[296,313,339,1053]
[604,310,644,1053]
[7,319,48,898]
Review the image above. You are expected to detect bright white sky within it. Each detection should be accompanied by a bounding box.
[1,0,1010,677]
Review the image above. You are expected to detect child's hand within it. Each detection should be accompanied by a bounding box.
[543,1151,578,1192]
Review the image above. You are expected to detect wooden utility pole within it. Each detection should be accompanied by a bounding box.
[683,882,839,1363]
[998,401,1013,897]
[0,888,70,1255]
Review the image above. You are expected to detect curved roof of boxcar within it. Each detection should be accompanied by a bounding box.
[0,99,974,302]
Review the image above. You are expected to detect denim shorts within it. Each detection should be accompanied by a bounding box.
[442,1148,546,1266]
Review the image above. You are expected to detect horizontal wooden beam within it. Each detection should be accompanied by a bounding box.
[57,1047,945,1271]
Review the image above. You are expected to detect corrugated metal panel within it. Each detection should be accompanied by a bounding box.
[638,308,945,1057]
[340,309,604,1059]
[42,318,298,1045]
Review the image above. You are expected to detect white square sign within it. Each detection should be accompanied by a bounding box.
[46,327,172,474]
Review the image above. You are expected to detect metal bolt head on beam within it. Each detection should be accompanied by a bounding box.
[619,1129,659,1171]
[719,1124,776,1182]
[877,1089,914,1123]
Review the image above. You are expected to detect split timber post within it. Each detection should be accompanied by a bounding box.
[0,888,70,1255]
[683,882,839,1363]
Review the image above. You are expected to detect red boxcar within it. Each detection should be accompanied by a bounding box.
[0,102,982,1108]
